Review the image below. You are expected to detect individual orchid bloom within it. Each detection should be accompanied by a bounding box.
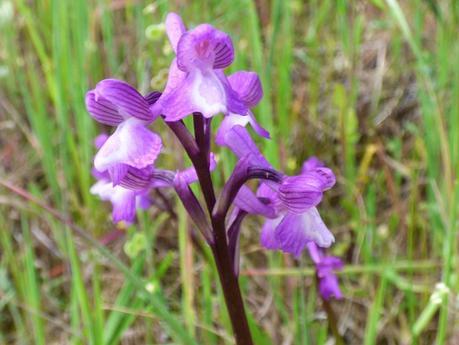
[150,12,247,121]
[306,242,343,300]
[85,79,163,183]
[90,132,217,223]
[222,125,335,255]
[258,157,335,255]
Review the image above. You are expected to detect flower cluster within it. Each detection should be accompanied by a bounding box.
[85,13,342,301]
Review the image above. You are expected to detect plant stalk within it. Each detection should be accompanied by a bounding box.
[167,117,254,344]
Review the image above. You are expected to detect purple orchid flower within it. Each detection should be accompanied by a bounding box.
[151,13,269,142]
[219,125,335,256]
[307,242,343,300]
[90,133,217,224]
[151,13,245,121]
[85,80,163,183]
[85,12,341,343]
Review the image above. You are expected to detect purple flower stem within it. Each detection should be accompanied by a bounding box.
[166,118,254,345]
[213,162,282,223]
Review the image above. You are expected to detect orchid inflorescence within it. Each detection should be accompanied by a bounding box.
[86,12,342,343]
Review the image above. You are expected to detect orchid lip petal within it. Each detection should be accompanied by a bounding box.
[272,207,334,257]
[90,179,138,224]
[94,118,162,172]
[160,69,246,121]
[260,216,283,250]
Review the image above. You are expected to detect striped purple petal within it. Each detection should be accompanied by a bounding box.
[144,91,162,106]
[176,24,234,72]
[94,79,154,122]
[86,90,124,126]
[278,173,325,213]
[228,71,263,107]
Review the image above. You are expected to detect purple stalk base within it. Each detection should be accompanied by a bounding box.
[167,114,254,345]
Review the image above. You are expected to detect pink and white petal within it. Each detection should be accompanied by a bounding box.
[165,12,186,52]
[217,70,247,115]
[119,166,154,191]
[150,59,187,117]
[260,216,283,250]
[164,59,187,94]
[90,180,114,201]
[278,174,325,213]
[274,208,334,257]
[314,167,336,190]
[176,24,234,72]
[91,167,109,181]
[86,91,124,126]
[94,118,162,172]
[296,207,335,248]
[95,79,154,121]
[228,71,263,107]
[162,69,231,120]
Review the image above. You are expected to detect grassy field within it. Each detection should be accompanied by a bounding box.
[1,0,458,344]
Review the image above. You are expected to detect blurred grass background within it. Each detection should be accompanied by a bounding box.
[1,0,458,344]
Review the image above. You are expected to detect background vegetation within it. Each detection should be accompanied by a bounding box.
[1,0,458,343]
